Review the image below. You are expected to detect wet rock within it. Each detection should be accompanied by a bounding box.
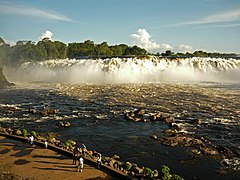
[216,146,234,157]
[192,119,202,125]
[200,147,219,155]
[162,135,204,147]
[112,154,120,160]
[134,108,145,117]
[191,149,201,156]
[124,108,145,122]
[28,108,37,114]
[57,121,71,127]
[41,108,58,115]
[150,134,158,140]
[163,129,177,136]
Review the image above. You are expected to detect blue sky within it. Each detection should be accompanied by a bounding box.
[0,0,239,53]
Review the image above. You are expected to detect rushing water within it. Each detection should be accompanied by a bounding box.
[1,57,240,179]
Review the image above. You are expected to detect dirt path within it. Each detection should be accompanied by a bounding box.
[0,136,112,180]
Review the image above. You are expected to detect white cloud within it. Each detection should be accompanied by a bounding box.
[0,2,76,22]
[131,29,173,52]
[182,8,240,25]
[176,44,193,53]
[39,30,53,41]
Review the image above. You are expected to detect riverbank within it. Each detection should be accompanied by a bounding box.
[0,135,112,180]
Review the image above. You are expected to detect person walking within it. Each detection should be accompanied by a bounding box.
[97,154,102,169]
[73,146,79,165]
[77,156,84,172]
[44,139,48,149]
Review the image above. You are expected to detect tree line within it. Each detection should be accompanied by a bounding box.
[0,37,238,67]
[0,37,147,66]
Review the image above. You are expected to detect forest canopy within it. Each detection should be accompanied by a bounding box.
[0,37,238,67]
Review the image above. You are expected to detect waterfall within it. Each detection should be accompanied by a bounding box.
[8,57,240,83]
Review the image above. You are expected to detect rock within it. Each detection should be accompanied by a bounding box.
[57,121,71,127]
[0,67,14,88]
[14,129,22,136]
[192,119,202,125]
[191,149,201,156]
[41,108,58,115]
[150,134,158,140]
[150,115,157,122]
[162,135,204,147]
[134,108,145,117]
[157,113,175,124]
[163,129,177,136]
[112,154,120,160]
[216,146,234,157]
[28,108,37,114]
[200,147,219,155]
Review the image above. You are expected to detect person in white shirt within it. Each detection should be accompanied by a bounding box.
[97,154,102,169]
[44,140,48,149]
[77,156,84,172]
[29,135,34,145]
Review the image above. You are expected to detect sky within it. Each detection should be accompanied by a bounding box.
[0,0,240,53]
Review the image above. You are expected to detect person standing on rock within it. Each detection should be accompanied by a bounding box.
[97,154,102,169]
[77,156,84,172]
[73,146,79,165]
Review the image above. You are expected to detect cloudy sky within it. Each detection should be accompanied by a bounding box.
[0,0,239,53]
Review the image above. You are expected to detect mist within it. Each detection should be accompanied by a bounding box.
[4,57,240,84]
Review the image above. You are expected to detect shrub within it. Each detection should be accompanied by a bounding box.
[144,167,154,178]
[161,165,171,180]
[30,131,37,137]
[22,129,28,137]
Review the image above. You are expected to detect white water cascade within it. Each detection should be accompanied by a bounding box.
[7,56,240,83]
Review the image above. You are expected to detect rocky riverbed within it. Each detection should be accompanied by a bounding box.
[0,82,240,179]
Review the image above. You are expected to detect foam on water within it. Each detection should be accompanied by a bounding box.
[5,57,240,83]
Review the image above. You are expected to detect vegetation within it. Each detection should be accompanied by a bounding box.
[0,37,147,67]
[160,50,238,58]
[0,36,238,68]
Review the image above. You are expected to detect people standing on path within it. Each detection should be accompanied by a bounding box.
[97,154,102,169]
[77,156,84,172]
[29,135,34,145]
[73,146,79,165]
[82,143,87,157]
[44,139,48,149]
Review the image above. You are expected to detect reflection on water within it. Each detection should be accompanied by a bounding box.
[0,82,240,179]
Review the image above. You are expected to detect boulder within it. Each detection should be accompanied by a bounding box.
[0,67,14,88]
[200,147,219,156]
[112,154,120,160]
[41,108,58,115]
[134,108,145,117]
[14,129,22,136]
[150,134,158,140]
[57,121,71,127]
